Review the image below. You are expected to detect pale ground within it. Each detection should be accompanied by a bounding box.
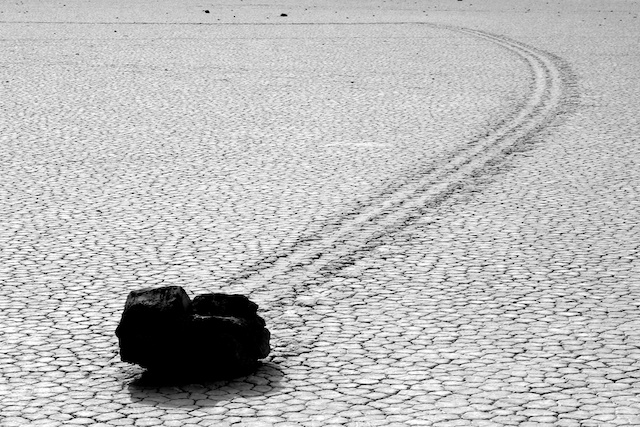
[0,1,639,426]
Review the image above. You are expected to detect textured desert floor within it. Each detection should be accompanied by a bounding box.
[1,1,639,426]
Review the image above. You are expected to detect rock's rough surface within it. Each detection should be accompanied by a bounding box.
[115,286,270,377]
[192,293,259,318]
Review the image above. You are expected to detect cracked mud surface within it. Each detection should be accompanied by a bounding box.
[1,0,639,426]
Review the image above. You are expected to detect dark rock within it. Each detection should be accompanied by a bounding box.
[204,9,210,13]
[190,314,270,366]
[189,293,270,369]
[280,13,288,17]
[115,286,192,369]
[115,286,270,379]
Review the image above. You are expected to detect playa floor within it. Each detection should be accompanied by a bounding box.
[1,1,639,426]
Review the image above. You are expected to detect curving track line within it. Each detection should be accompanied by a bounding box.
[224,24,570,315]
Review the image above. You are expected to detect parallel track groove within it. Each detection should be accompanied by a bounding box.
[223,25,567,312]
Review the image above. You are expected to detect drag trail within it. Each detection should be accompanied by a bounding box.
[222,24,574,325]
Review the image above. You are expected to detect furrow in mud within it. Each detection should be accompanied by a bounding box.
[225,25,567,313]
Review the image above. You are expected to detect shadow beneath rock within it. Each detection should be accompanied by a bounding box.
[126,361,285,408]
[133,361,262,386]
